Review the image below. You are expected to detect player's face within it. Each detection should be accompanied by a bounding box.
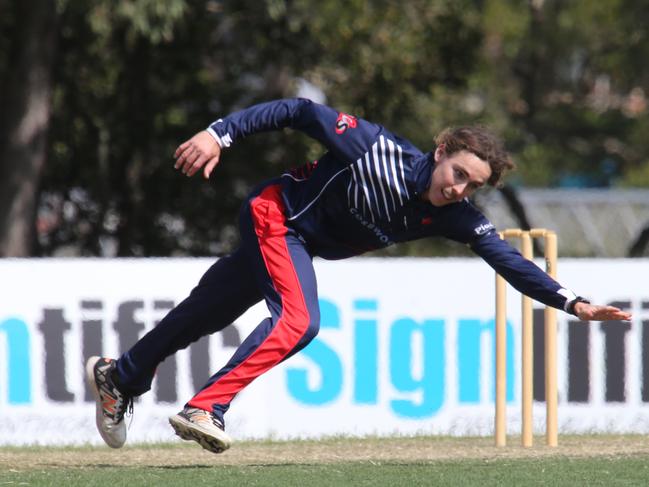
[424,146,492,207]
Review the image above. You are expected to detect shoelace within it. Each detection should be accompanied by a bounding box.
[114,394,133,423]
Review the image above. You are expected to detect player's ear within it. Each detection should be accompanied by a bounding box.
[434,144,446,163]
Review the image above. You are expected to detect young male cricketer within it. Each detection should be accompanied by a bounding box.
[86,98,632,454]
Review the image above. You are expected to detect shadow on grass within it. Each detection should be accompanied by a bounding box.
[40,463,217,470]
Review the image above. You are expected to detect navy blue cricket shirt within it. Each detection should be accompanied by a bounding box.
[207,98,576,311]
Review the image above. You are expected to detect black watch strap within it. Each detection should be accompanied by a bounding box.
[567,296,591,316]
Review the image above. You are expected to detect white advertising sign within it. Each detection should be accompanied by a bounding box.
[0,258,647,445]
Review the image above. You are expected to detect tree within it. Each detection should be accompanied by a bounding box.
[479,0,649,187]
[33,0,489,257]
[2,0,648,258]
[0,0,58,256]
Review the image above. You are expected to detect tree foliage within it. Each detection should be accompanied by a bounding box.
[1,0,648,257]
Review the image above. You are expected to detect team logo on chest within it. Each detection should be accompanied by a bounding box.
[335,112,357,134]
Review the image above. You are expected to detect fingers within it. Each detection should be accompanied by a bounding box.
[174,140,196,172]
[600,306,632,321]
[203,156,220,179]
[174,131,221,178]
[586,306,632,322]
[174,140,191,160]
[600,307,632,321]
[179,152,201,176]
[186,152,208,177]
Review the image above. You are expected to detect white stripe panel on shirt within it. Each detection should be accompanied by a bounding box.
[386,138,405,206]
[349,164,360,209]
[379,136,397,213]
[397,144,410,199]
[362,153,382,220]
[356,158,376,222]
[371,142,391,222]
[347,175,353,206]
[346,136,410,224]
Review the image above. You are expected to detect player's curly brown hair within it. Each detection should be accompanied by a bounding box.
[435,126,515,187]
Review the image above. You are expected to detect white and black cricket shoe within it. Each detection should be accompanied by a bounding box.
[169,407,232,454]
[85,356,133,448]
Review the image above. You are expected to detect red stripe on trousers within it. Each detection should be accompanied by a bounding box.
[188,184,310,410]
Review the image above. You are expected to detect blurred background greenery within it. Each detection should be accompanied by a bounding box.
[1,0,648,257]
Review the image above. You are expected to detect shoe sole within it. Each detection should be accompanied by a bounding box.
[85,356,126,449]
[168,414,232,454]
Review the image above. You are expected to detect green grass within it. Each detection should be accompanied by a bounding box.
[2,457,649,486]
[2,436,649,486]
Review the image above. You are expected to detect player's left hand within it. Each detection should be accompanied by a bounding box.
[574,302,632,322]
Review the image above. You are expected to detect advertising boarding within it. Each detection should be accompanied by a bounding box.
[0,258,647,445]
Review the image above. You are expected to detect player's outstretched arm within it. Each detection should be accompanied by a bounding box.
[573,302,632,322]
[174,130,222,179]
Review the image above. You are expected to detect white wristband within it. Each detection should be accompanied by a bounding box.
[558,288,578,312]
[206,127,224,148]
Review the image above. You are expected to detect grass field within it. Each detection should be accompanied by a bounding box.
[2,435,648,486]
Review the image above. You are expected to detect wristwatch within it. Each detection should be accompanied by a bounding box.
[567,296,591,316]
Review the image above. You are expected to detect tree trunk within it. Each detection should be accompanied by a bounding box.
[0,1,58,256]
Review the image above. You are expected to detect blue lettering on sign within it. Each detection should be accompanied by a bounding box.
[390,318,445,418]
[353,299,378,404]
[286,299,342,404]
[286,299,515,418]
[458,319,515,403]
[0,317,31,404]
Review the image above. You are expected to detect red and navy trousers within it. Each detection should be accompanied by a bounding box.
[114,181,320,423]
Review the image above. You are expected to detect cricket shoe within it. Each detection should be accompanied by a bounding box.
[169,407,232,454]
[85,356,133,448]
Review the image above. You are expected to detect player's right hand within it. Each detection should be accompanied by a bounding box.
[174,130,222,179]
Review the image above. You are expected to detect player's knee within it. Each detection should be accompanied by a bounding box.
[303,308,320,342]
[282,304,319,345]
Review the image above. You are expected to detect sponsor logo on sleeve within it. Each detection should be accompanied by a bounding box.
[474,222,495,235]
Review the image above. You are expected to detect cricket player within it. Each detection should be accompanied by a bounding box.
[86,98,631,454]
